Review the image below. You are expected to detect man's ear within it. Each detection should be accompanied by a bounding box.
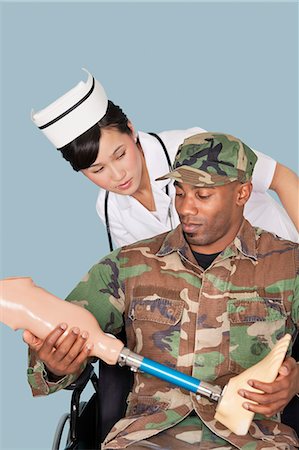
[236,181,252,206]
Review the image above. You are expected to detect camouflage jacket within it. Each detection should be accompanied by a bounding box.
[28,220,299,449]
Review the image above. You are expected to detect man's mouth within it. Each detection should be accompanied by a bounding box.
[182,222,202,233]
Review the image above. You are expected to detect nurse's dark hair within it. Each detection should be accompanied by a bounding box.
[58,100,132,171]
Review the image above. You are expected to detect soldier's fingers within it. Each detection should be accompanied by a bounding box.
[245,376,289,395]
[238,389,284,406]
[247,380,277,394]
[53,327,84,362]
[242,400,285,417]
[65,342,94,374]
[278,357,296,376]
[39,323,68,356]
[59,330,90,366]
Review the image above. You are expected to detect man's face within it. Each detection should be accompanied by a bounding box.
[175,181,247,253]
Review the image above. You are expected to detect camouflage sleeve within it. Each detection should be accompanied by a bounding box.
[292,274,299,328]
[27,248,125,396]
[66,248,125,334]
[27,349,82,397]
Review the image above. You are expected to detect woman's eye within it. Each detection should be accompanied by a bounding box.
[116,151,126,160]
[94,167,104,174]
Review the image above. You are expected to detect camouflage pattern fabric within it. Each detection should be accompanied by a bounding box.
[106,415,298,450]
[156,132,257,187]
[27,220,299,449]
[27,353,85,396]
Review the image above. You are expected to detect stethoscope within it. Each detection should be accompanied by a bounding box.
[105,132,173,252]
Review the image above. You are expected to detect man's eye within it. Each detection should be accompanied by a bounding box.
[197,194,210,199]
[175,191,184,197]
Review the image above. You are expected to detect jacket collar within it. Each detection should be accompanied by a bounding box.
[156,219,258,262]
[230,219,258,260]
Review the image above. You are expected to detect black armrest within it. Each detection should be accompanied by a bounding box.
[53,363,100,450]
[65,362,96,391]
[281,333,299,436]
[65,362,100,445]
[292,333,299,361]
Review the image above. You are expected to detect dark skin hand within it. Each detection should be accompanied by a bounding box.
[23,323,93,377]
[238,357,299,417]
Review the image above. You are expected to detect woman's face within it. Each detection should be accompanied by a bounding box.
[81,126,143,195]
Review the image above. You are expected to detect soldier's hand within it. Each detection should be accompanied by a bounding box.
[23,323,93,377]
[238,356,299,417]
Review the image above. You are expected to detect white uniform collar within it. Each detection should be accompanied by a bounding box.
[138,131,172,188]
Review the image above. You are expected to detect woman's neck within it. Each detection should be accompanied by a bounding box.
[132,147,156,211]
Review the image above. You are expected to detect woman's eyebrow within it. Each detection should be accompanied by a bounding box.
[112,145,125,155]
[89,161,102,168]
[89,145,124,168]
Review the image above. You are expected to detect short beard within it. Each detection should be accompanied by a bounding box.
[183,229,225,248]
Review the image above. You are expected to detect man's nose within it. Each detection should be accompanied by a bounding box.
[179,195,198,216]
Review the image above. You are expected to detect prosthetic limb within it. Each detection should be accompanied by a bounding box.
[0,277,220,399]
[0,277,124,364]
[214,333,291,435]
[0,277,291,436]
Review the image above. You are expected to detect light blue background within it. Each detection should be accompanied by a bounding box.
[0,1,298,449]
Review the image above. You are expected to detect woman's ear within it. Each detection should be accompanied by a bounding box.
[127,121,138,143]
[127,121,135,135]
[236,182,252,206]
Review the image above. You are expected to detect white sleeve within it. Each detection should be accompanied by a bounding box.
[96,191,136,249]
[251,150,277,193]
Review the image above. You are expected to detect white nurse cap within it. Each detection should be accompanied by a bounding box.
[31,69,108,149]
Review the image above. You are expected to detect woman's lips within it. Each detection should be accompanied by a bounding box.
[117,178,133,190]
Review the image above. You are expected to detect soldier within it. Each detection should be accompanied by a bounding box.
[25,133,299,449]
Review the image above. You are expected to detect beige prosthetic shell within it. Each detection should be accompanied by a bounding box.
[214,333,292,435]
[0,277,292,437]
[0,277,124,364]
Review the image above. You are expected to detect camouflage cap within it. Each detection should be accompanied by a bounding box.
[157,132,257,187]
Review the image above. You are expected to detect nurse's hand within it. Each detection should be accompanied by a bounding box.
[23,324,93,378]
[238,356,299,417]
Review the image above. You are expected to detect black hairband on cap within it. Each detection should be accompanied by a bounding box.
[39,77,95,130]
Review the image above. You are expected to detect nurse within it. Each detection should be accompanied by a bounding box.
[32,69,299,249]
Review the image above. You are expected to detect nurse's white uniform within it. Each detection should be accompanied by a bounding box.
[96,128,298,248]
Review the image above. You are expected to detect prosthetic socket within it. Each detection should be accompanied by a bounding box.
[0,277,291,436]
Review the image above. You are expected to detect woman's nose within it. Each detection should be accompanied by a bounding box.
[110,165,125,181]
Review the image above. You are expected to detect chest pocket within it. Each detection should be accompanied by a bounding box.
[128,297,184,359]
[227,296,287,371]
[129,297,183,324]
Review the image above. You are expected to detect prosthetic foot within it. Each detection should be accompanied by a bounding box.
[214,333,292,435]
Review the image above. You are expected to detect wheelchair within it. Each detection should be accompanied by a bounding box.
[52,328,134,450]
[52,360,133,450]
[52,334,299,450]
